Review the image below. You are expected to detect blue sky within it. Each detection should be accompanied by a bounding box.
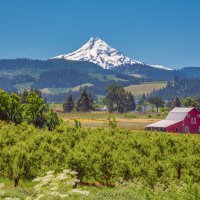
[0,0,200,68]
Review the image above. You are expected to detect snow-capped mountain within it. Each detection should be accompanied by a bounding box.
[52,37,172,70]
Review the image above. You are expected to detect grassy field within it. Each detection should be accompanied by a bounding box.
[59,112,162,129]
[125,81,167,96]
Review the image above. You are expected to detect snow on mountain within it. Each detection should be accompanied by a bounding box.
[52,37,172,71]
[52,37,143,69]
[148,64,173,71]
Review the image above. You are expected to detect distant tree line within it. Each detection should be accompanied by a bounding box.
[150,77,200,100]
[168,96,200,110]
[63,84,136,113]
[137,93,200,112]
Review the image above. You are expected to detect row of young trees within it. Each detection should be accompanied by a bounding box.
[1,122,200,188]
[0,89,60,130]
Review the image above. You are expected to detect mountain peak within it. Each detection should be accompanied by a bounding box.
[89,36,100,42]
[52,37,143,69]
[52,37,172,70]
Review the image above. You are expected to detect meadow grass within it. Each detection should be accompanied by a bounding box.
[125,81,167,96]
[59,111,162,129]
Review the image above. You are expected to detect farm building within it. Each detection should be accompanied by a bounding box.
[146,107,200,133]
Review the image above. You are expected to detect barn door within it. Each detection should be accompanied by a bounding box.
[184,126,189,133]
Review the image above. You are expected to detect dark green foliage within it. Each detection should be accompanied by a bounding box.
[151,79,200,100]
[105,84,136,113]
[76,90,94,112]
[20,90,29,104]
[138,94,148,112]
[148,96,165,112]
[63,93,74,112]
[127,92,136,111]
[46,109,61,131]
[0,59,141,102]
[170,97,182,110]
[167,96,200,110]
[182,97,200,110]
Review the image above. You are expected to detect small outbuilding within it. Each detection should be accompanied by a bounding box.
[146,107,200,133]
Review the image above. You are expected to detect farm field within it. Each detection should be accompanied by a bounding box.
[59,112,162,129]
[125,81,167,96]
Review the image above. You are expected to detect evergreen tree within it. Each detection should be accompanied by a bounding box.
[20,90,29,103]
[88,92,94,110]
[126,92,136,111]
[170,97,181,110]
[76,90,93,112]
[46,109,60,131]
[138,94,147,112]
[63,93,74,112]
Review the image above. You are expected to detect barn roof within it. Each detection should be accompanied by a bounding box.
[146,107,194,128]
[146,120,180,128]
[165,107,194,121]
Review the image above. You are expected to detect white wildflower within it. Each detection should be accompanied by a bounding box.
[48,191,61,197]
[63,169,71,174]
[49,186,58,191]
[71,189,90,196]
[46,171,54,175]
[69,171,78,175]
[59,194,69,198]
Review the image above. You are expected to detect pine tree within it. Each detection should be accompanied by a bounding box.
[63,93,74,112]
[76,90,93,112]
[170,97,181,110]
[88,92,94,110]
[127,92,136,111]
[138,94,147,112]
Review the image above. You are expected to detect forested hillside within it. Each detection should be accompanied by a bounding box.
[0,59,141,98]
[151,78,200,100]
[1,59,200,103]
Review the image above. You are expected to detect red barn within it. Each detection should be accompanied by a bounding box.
[146,107,200,133]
